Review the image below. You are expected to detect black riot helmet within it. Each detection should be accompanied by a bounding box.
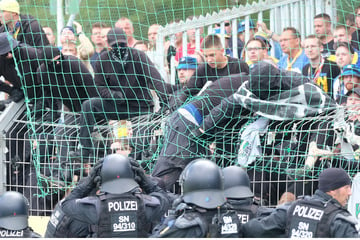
[179,158,226,209]
[100,154,139,194]
[223,166,253,199]
[0,191,29,230]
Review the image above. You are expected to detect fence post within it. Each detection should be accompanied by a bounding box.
[0,101,26,193]
[56,0,64,47]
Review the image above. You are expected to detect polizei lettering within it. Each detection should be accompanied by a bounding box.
[0,230,24,237]
[108,200,138,212]
[292,205,324,221]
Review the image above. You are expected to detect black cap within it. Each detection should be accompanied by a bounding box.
[0,32,19,55]
[107,27,127,46]
[61,26,76,34]
[318,168,351,192]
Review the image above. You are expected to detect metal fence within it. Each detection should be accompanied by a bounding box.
[0,0,353,216]
[156,0,336,84]
[1,98,359,215]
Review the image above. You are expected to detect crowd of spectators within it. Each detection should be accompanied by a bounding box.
[0,0,359,236]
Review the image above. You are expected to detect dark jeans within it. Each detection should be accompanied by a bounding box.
[53,113,81,181]
[151,111,207,191]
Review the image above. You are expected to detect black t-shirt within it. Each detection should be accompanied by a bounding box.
[302,58,340,98]
[185,56,249,97]
[322,39,335,55]
[352,30,360,50]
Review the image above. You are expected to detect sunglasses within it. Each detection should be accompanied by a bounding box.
[216,22,230,27]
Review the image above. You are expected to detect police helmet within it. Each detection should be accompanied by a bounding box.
[0,191,29,230]
[100,154,139,194]
[179,158,226,209]
[223,166,253,199]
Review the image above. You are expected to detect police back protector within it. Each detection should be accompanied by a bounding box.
[45,200,87,238]
[95,193,150,237]
[286,197,343,238]
[0,227,36,238]
[178,208,241,238]
[227,201,258,224]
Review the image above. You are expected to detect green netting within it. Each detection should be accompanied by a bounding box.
[1,0,360,212]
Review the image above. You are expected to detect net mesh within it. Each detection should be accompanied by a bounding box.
[1,0,360,213]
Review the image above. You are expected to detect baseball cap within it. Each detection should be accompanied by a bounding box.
[318,168,351,192]
[340,64,360,79]
[0,0,19,14]
[107,27,127,46]
[177,56,197,70]
[61,26,76,34]
[254,31,272,50]
[0,32,18,55]
[238,19,255,33]
[213,28,230,38]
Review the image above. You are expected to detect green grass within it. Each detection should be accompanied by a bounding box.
[19,0,355,42]
[20,0,241,40]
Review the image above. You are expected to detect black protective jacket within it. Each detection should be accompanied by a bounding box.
[151,202,241,238]
[242,190,359,238]
[61,176,175,237]
[0,227,41,238]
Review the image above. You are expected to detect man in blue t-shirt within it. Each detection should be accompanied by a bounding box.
[278,27,309,73]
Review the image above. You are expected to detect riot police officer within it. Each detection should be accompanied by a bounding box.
[0,191,41,238]
[151,158,241,238]
[223,166,273,234]
[51,154,174,237]
[44,198,90,238]
[242,168,360,238]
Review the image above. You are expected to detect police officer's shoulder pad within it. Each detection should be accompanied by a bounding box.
[174,212,204,229]
[276,201,292,211]
[141,194,160,207]
[76,196,98,205]
[333,212,359,225]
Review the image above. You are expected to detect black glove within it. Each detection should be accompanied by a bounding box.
[0,99,12,111]
[168,91,188,112]
[129,158,158,194]
[72,158,104,197]
[189,126,212,143]
[9,88,24,102]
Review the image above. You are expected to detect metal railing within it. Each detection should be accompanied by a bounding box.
[1,98,359,213]
[156,0,336,84]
